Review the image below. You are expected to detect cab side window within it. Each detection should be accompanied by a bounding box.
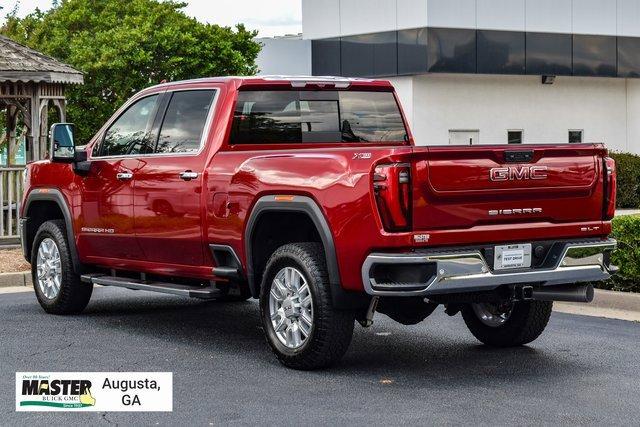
[98,95,159,157]
[155,90,216,154]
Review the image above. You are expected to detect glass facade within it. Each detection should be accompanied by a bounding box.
[398,28,428,75]
[618,37,640,78]
[525,32,572,76]
[340,32,397,77]
[427,28,476,73]
[311,28,639,79]
[311,38,341,76]
[477,30,525,75]
[573,35,617,77]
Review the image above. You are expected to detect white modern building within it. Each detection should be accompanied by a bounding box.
[256,0,640,153]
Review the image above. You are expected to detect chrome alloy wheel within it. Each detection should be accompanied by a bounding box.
[36,238,62,300]
[471,302,513,327]
[268,266,314,349]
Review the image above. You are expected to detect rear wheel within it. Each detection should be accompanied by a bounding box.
[31,220,92,314]
[259,242,355,370]
[461,300,552,347]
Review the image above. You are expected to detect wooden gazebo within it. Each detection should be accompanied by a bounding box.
[0,35,83,240]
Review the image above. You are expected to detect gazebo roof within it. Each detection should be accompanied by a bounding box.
[0,35,83,85]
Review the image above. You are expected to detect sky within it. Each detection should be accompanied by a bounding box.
[0,0,302,37]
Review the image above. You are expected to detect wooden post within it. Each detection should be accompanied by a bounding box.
[30,83,41,162]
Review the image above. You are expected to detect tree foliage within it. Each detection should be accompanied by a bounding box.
[1,0,261,142]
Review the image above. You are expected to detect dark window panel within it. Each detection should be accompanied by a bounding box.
[569,130,583,143]
[340,31,397,77]
[477,30,525,74]
[526,32,572,76]
[618,37,640,78]
[427,28,476,73]
[573,35,617,77]
[312,38,341,76]
[398,28,428,75]
[508,130,523,144]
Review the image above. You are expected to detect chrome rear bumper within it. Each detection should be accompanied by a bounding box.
[361,239,617,297]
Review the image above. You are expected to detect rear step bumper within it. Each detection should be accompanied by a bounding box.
[361,238,617,297]
[81,274,221,299]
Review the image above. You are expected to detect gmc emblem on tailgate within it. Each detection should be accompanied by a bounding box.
[489,166,548,181]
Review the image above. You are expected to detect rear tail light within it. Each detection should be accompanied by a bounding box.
[373,163,412,231]
[603,157,616,220]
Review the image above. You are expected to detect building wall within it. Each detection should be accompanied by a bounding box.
[256,37,311,76]
[388,74,638,153]
[302,0,640,39]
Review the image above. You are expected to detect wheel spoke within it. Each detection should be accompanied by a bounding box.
[299,312,312,337]
[291,324,302,347]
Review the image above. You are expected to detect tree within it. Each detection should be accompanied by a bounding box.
[1,0,261,143]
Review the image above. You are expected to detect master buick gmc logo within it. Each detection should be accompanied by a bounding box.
[489,166,548,181]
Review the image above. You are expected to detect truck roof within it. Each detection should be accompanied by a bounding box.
[144,75,395,92]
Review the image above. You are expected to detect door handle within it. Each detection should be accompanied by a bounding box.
[180,171,199,181]
[116,172,133,180]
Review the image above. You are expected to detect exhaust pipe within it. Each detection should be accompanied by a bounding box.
[529,284,594,303]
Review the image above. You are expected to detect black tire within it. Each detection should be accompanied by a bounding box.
[31,220,92,315]
[461,300,553,347]
[259,242,354,370]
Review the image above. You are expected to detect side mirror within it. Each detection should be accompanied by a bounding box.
[50,123,76,162]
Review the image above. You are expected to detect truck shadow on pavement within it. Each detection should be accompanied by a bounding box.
[54,288,590,385]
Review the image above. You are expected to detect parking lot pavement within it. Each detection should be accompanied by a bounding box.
[2,287,639,425]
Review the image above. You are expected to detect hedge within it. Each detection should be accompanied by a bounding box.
[609,152,640,208]
[594,215,640,293]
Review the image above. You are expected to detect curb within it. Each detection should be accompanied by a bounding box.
[0,271,32,288]
[554,289,640,322]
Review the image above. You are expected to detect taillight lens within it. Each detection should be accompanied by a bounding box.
[373,163,412,231]
[604,157,616,220]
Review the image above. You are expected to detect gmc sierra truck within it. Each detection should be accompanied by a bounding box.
[20,76,617,370]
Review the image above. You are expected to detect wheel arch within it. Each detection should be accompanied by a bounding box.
[244,195,343,303]
[22,189,82,274]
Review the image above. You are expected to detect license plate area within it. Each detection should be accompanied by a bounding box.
[494,244,532,270]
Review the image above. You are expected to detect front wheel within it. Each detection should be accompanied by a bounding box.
[461,300,552,347]
[31,220,92,314]
[259,242,355,370]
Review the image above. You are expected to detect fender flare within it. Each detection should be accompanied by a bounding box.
[23,188,82,274]
[244,195,343,302]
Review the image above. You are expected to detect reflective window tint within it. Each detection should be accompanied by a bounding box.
[573,35,617,77]
[569,130,583,144]
[508,130,523,144]
[398,28,428,75]
[231,91,300,144]
[339,92,406,142]
[477,30,525,75]
[618,37,640,78]
[230,90,407,144]
[156,90,215,154]
[312,38,341,76]
[525,32,572,76]
[427,28,476,73]
[341,32,397,77]
[100,95,158,156]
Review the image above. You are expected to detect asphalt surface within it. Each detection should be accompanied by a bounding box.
[2,287,639,425]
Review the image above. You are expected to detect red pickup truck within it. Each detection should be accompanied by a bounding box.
[20,76,617,370]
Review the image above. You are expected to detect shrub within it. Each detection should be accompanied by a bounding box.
[609,152,640,208]
[594,215,640,293]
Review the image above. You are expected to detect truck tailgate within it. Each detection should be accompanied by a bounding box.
[410,144,606,231]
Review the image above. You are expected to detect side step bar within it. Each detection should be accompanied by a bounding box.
[81,274,222,299]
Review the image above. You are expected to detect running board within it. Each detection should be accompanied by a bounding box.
[81,274,222,299]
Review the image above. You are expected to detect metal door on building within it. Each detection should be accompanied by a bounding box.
[449,130,479,145]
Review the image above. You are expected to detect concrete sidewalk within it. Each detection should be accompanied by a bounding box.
[555,288,640,322]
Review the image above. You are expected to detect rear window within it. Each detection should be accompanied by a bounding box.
[229,90,407,144]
